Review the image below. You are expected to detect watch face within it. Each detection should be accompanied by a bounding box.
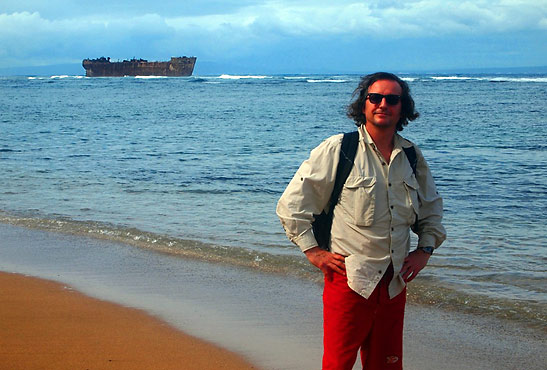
[420,247,434,255]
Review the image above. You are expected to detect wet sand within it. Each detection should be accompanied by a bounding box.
[0,223,545,370]
[0,273,257,370]
[0,271,259,370]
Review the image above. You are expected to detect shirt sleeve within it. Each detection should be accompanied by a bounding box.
[413,146,447,249]
[276,135,342,252]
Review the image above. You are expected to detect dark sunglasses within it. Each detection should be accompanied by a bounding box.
[366,93,401,105]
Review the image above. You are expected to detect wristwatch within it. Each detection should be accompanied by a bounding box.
[417,246,434,255]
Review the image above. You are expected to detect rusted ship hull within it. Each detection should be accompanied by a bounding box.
[82,57,196,77]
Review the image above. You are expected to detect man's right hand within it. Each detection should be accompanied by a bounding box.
[304,246,346,281]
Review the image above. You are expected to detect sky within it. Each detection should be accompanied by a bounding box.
[1,0,546,75]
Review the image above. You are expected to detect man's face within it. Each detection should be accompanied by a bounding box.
[362,79,403,130]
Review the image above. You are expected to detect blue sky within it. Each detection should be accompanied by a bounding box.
[1,0,546,75]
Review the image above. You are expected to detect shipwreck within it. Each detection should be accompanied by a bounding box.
[82,56,196,77]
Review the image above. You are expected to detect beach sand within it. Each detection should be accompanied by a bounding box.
[0,271,259,370]
[0,223,545,370]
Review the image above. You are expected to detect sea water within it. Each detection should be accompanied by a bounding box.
[0,73,545,330]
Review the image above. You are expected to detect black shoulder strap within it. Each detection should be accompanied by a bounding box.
[327,131,359,214]
[402,145,420,232]
[402,146,417,175]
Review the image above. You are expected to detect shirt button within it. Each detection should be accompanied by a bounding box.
[390,205,394,209]
[378,270,382,274]
[388,183,392,187]
[391,227,394,231]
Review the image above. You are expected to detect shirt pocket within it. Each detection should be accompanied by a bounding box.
[340,176,376,227]
[403,175,420,224]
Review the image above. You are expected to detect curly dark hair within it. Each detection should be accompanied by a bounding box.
[347,72,419,131]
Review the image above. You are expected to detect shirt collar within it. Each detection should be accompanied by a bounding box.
[358,124,412,150]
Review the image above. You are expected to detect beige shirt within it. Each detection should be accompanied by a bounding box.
[276,125,446,298]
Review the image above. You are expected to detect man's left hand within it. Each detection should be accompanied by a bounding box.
[401,249,431,282]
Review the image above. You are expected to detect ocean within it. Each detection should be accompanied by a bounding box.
[0,73,546,332]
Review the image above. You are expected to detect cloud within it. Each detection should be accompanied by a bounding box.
[0,12,173,66]
[0,0,262,18]
[0,0,545,70]
[162,0,547,36]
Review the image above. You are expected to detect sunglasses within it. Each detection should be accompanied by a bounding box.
[366,93,401,105]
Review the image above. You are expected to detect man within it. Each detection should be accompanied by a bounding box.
[276,72,446,370]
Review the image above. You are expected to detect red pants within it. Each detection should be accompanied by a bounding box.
[322,266,406,370]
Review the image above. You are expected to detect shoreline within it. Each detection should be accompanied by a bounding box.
[0,223,545,370]
[1,212,544,331]
[0,271,259,370]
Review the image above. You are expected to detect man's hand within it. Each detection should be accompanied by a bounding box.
[304,246,346,281]
[401,249,431,282]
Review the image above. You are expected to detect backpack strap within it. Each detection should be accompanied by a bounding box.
[402,145,420,231]
[328,131,359,214]
[402,145,417,175]
[312,131,359,250]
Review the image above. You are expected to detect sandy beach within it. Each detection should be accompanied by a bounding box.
[1,223,545,370]
[0,271,259,370]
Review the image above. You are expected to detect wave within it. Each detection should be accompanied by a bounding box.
[489,77,547,83]
[283,76,309,80]
[0,210,317,280]
[23,74,545,84]
[218,74,268,80]
[430,76,547,83]
[431,76,475,81]
[134,76,169,79]
[307,79,348,83]
[0,210,544,331]
[51,75,85,79]
[28,75,85,80]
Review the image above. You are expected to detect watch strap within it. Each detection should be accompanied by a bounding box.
[418,246,434,255]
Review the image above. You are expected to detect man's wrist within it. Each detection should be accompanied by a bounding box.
[304,246,321,254]
[417,246,434,255]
